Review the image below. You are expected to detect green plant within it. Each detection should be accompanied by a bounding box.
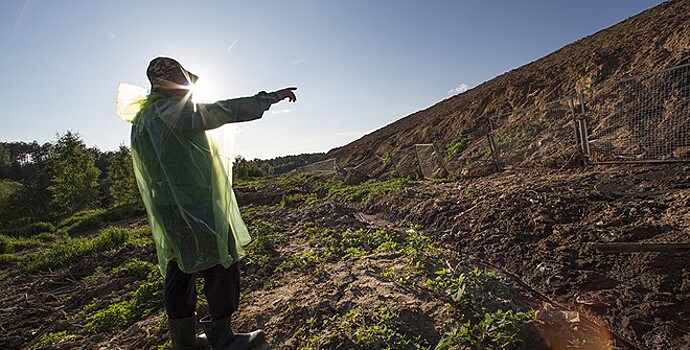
[341,306,426,349]
[425,267,496,312]
[327,178,411,203]
[84,271,164,333]
[57,208,106,236]
[0,234,42,254]
[22,226,130,273]
[281,192,317,207]
[244,219,284,266]
[33,330,78,348]
[435,309,534,349]
[113,258,156,280]
[446,129,472,157]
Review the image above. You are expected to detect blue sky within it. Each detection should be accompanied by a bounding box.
[0,0,664,159]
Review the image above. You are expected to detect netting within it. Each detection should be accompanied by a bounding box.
[583,64,690,162]
[415,144,446,179]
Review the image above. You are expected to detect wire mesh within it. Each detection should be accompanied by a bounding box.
[583,64,690,162]
[292,158,338,174]
[415,143,447,179]
[489,97,579,168]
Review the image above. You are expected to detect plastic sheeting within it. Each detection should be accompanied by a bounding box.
[122,88,276,276]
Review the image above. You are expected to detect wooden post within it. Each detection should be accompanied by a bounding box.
[486,116,503,172]
[578,90,591,165]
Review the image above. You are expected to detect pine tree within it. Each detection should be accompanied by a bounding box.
[47,131,101,218]
[107,145,141,206]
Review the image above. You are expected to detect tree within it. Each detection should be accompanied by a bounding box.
[107,145,141,206]
[0,143,9,178]
[47,131,101,218]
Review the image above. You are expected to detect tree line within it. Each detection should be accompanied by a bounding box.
[0,132,324,227]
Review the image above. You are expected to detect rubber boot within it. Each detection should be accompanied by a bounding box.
[169,316,211,350]
[199,316,267,350]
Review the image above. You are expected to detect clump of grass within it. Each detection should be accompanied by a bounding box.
[327,178,411,203]
[0,234,42,254]
[57,209,107,236]
[0,221,55,237]
[275,250,329,274]
[446,129,472,157]
[113,258,156,280]
[84,270,163,333]
[281,192,317,208]
[22,226,130,273]
[33,330,78,348]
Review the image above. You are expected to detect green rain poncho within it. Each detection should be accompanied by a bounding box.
[128,90,278,276]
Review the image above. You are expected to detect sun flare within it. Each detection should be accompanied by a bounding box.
[188,81,220,103]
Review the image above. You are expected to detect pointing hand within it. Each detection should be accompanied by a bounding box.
[275,87,298,102]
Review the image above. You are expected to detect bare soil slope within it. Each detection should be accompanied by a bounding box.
[326,0,690,179]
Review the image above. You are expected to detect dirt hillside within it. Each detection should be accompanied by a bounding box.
[325,0,690,179]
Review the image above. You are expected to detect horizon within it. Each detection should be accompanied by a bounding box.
[0,0,665,160]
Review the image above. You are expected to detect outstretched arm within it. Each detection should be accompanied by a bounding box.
[190,87,298,131]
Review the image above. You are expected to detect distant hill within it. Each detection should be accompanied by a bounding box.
[326,0,690,179]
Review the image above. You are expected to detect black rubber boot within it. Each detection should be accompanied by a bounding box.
[199,316,267,350]
[169,316,211,350]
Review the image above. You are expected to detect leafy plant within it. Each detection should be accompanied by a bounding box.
[435,309,534,350]
[84,271,164,333]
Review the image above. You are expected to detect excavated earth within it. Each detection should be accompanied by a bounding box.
[1,162,688,350]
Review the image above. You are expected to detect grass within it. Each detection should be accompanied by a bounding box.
[32,330,78,348]
[83,260,163,333]
[446,129,473,157]
[327,178,411,203]
[281,192,317,207]
[21,226,130,273]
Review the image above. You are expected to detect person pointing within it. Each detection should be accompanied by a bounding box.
[130,56,296,350]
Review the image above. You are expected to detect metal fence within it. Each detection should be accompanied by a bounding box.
[414,63,690,179]
[582,64,690,163]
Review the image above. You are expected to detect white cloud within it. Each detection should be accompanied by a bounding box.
[450,83,469,95]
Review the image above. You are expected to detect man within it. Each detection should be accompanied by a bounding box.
[130,56,296,350]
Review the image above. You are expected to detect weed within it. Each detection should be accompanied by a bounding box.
[244,219,285,266]
[435,309,534,349]
[113,258,156,280]
[82,266,107,284]
[84,270,164,333]
[281,193,317,208]
[275,250,328,274]
[298,306,428,350]
[327,178,411,203]
[33,330,78,348]
[425,267,496,312]
[446,129,472,157]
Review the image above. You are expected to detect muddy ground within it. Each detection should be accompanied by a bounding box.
[0,163,688,349]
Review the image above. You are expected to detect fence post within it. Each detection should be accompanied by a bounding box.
[568,98,586,167]
[577,90,591,166]
[486,116,503,171]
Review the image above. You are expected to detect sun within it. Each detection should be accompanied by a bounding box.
[188,80,222,104]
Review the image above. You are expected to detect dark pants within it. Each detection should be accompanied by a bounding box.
[165,261,240,321]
